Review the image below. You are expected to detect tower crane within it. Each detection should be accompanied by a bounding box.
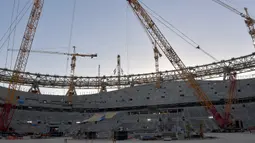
[140,18,162,88]
[211,0,255,48]
[113,55,123,90]
[153,42,162,88]
[127,0,226,128]
[8,46,97,104]
[0,0,44,132]
[98,65,101,93]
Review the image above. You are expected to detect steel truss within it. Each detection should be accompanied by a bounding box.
[0,53,255,89]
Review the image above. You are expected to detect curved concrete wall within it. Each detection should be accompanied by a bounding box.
[0,78,254,109]
[8,102,255,133]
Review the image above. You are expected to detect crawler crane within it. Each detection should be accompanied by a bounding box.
[127,0,226,128]
[0,0,44,132]
[223,72,243,131]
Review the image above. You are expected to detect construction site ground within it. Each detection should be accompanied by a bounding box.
[0,133,255,143]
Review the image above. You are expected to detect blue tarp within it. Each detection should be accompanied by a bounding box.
[18,99,24,104]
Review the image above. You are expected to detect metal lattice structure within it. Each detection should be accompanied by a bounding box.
[0,51,255,89]
[0,0,44,131]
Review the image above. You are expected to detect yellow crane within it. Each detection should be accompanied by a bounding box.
[127,0,226,127]
[212,0,255,48]
[0,0,44,132]
[8,46,97,104]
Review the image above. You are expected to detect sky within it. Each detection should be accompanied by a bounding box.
[0,0,255,94]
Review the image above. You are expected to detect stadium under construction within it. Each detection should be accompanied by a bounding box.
[0,0,255,141]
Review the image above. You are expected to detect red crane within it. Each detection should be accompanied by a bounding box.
[224,72,237,127]
[0,0,44,132]
[127,0,225,128]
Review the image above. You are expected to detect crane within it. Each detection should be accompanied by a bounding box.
[113,55,123,90]
[8,46,97,104]
[0,0,44,132]
[211,0,255,48]
[224,72,237,126]
[153,42,162,88]
[98,65,101,93]
[127,0,226,128]
[139,15,162,88]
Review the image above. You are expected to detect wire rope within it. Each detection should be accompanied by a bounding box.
[0,0,32,53]
[0,0,31,44]
[65,0,77,75]
[139,0,219,62]
[5,0,17,68]
[125,3,130,75]
[10,0,20,69]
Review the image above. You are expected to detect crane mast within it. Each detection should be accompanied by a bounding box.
[154,43,162,88]
[114,55,123,90]
[66,46,78,104]
[8,47,97,104]
[117,55,121,90]
[127,0,225,127]
[66,47,97,104]
[98,65,101,93]
[0,0,44,131]
[244,8,255,47]
[224,72,237,125]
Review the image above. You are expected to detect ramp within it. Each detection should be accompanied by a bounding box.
[105,112,118,119]
[86,113,105,122]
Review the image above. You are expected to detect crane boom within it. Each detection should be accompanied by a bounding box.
[0,0,44,131]
[211,0,255,48]
[224,72,237,125]
[127,0,225,127]
[8,49,97,58]
[211,0,244,17]
[8,47,97,104]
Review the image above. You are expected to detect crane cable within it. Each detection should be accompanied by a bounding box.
[125,3,130,75]
[138,0,219,62]
[65,0,77,75]
[211,0,244,17]
[5,0,17,69]
[10,0,20,69]
[0,0,32,52]
[64,0,76,95]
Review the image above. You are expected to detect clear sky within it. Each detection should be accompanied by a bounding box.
[1,0,255,94]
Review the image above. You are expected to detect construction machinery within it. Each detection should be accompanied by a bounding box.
[211,0,255,48]
[8,46,97,104]
[210,0,247,131]
[98,65,101,93]
[65,46,97,104]
[224,72,237,126]
[113,55,124,90]
[127,0,226,128]
[0,0,44,132]
[223,72,244,132]
[153,42,162,88]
